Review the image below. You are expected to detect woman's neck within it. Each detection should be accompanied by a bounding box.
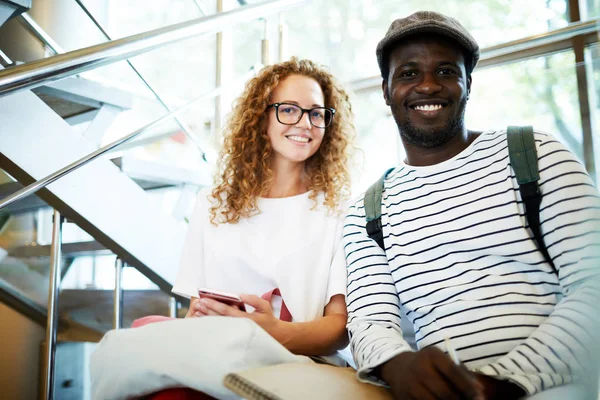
[264,159,309,198]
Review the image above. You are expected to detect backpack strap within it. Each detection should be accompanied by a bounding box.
[365,168,395,250]
[507,126,556,273]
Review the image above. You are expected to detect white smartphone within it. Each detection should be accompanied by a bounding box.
[198,288,246,311]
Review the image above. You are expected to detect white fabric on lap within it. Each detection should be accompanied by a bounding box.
[90,317,312,400]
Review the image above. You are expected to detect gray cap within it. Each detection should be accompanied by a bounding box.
[376,11,480,77]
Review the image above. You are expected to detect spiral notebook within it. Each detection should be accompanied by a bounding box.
[223,363,393,400]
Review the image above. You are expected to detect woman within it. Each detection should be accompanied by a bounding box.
[90,59,355,400]
[172,57,355,357]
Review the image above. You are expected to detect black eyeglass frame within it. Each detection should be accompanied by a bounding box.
[266,102,336,129]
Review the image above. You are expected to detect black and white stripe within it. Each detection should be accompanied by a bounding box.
[344,130,600,395]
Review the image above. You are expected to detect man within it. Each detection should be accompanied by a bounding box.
[344,11,600,400]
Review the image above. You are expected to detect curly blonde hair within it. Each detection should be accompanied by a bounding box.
[209,58,355,224]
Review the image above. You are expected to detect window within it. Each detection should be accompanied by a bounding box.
[467,51,583,161]
[283,0,570,82]
[581,0,600,19]
[585,43,600,184]
[349,89,403,194]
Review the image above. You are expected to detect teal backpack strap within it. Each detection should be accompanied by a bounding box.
[365,168,394,250]
[507,126,539,184]
[507,126,556,273]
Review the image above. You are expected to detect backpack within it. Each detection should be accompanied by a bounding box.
[364,126,556,273]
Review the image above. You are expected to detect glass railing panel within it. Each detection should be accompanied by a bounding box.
[95,33,218,152]
[0,185,53,308]
[0,182,97,311]
[0,0,154,93]
[69,31,221,204]
[232,19,264,77]
[59,254,183,332]
[103,0,205,39]
[88,25,263,213]
[98,35,217,103]
[80,60,160,97]
[1,214,181,335]
[33,208,95,246]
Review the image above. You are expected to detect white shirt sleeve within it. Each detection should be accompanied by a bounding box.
[344,198,413,384]
[171,190,208,299]
[325,213,349,302]
[326,238,348,302]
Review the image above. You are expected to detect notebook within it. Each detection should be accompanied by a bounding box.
[223,363,393,400]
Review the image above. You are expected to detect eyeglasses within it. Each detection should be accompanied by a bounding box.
[266,102,336,129]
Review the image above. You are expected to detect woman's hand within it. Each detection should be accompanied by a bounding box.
[197,293,348,355]
[185,296,210,318]
[240,294,285,339]
[198,294,284,338]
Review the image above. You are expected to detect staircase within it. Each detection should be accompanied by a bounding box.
[0,0,30,28]
[0,1,306,398]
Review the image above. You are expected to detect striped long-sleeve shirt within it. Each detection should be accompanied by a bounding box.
[344,129,600,395]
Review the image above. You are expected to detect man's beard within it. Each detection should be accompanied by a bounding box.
[392,97,467,148]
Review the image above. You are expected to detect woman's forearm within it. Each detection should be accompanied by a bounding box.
[274,313,348,356]
[198,293,349,355]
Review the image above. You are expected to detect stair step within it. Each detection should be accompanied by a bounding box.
[32,76,132,124]
[112,156,210,189]
[0,0,31,28]
[8,240,110,258]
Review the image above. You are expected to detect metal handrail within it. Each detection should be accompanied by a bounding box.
[73,0,207,159]
[349,17,600,92]
[0,68,255,211]
[0,0,305,97]
[480,18,599,60]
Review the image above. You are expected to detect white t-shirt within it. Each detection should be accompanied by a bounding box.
[172,189,347,322]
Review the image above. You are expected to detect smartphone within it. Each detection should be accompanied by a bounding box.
[198,288,246,311]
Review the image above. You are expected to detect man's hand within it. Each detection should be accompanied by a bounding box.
[473,373,526,400]
[379,347,484,400]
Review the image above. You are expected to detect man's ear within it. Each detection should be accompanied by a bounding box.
[466,75,472,99]
[382,79,391,105]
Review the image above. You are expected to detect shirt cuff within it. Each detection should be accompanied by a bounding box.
[355,346,414,386]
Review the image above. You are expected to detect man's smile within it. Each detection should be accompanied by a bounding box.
[408,97,449,108]
[407,100,450,117]
[413,104,443,111]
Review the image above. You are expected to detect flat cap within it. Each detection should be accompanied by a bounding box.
[376,11,480,77]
